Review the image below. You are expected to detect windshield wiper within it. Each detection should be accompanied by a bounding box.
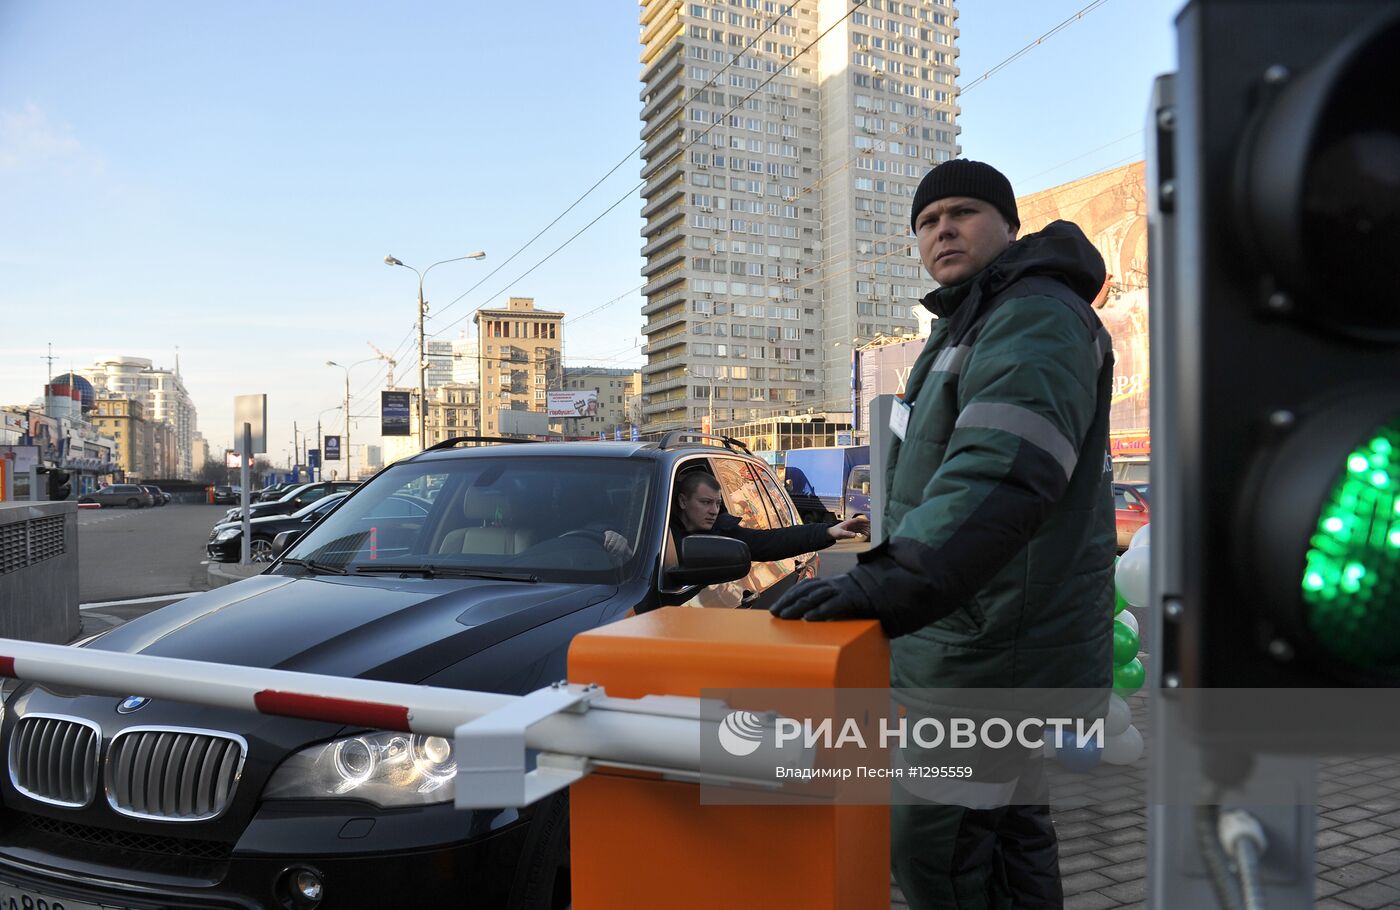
[279,558,348,576]
[351,564,539,583]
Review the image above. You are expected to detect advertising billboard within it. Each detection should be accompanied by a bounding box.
[853,338,924,435]
[547,390,599,419]
[1017,161,1150,453]
[323,436,341,461]
[381,391,411,437]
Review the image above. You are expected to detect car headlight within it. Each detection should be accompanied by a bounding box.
[214,527,241,542]
[263,732,457,807]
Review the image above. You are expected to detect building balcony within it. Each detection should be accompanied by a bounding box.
[641,244,684,278]
[639,44,683,98]
[641,204,684,239]
[641,288,686,316]
[640,226,684,259]
[641,331,687,357]
[640,269,685,299]
[641,372,688,394]
[640,95,684,142]
[641,353,686,378]
[643,308,687,337]
[640,122,683,168]
[639,73,684,123]
[640,180,685,220]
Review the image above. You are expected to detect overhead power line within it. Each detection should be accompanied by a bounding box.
[427,6,794,327]
[426,0,870,343]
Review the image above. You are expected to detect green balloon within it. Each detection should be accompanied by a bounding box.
[1114,658,1145,695]
[1114,589,1128,616]
[1112,620,1141,666]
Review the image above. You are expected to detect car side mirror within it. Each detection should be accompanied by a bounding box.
[272,530,303,556]
[1127,501,1146,513]
[664,535,751,587]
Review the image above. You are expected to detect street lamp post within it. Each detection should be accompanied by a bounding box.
[384,251,486,450]
[325,358,376,480]
[684,368,717,433]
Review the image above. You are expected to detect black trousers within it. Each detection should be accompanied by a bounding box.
[892,755,1062,909]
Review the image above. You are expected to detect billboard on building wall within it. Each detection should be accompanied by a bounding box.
[854,338,925,434]
[1016,161,1151,451]
[546,390,598,419]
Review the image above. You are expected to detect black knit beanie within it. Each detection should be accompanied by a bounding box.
[909,159,1019,232]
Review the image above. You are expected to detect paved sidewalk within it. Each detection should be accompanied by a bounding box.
[888,689,1400,910]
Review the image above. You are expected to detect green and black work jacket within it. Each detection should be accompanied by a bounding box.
[859,220,1117,693]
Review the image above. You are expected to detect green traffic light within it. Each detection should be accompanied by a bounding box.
[1303,420,1400,672]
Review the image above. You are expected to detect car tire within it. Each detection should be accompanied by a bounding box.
[507,791,570,910]
[126,498,140,509]
[249,536,276,563]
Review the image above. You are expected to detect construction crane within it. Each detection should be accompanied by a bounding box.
[367,342,397,389]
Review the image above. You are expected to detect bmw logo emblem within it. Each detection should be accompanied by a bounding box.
[117,696,150,714]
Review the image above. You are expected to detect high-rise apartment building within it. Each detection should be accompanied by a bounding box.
[81,356,199,478]
[424,339,455,389]
[638,0,960,431]
[91,397,153,481]
[472,297,564,436]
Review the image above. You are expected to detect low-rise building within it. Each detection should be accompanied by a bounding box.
[561,368,642,439]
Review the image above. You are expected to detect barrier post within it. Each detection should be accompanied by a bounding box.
[568,608,889,909]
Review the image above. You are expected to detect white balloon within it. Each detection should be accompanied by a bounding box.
[1102,724,1144,765]
[1129,523,1151,550]
[1115,545,1151,608]
[1105,694,1132,736]
[1117,610,1140,637]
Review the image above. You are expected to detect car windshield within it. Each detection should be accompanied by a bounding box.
[279,456,655,584]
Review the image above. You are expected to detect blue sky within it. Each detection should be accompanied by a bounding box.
[0,0,1178,461]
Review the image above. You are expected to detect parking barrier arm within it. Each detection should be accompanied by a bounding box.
[0,639,804,809]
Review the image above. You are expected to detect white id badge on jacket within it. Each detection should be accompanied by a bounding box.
[890,399,911,440]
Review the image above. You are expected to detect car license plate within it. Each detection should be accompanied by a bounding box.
[0,879,115,910]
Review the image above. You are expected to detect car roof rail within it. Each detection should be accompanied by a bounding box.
[423,436,543,451]
[655,431,753,456]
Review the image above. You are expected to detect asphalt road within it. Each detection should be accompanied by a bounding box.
[77,502,228,603]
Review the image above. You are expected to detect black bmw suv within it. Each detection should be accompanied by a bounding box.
[0,436,820,909]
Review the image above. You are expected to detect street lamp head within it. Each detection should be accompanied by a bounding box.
[465,251,486,260]
[384,255,404,267]
[325,360,339,368]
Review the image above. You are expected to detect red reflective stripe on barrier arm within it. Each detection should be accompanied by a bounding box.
[254,690,412,731]
[0,656,14,678]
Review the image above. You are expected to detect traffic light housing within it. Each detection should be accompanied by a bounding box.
[46,468,71,502]
[1153,1,1400,698]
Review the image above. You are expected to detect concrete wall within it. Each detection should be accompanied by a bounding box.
[0,501,80,643]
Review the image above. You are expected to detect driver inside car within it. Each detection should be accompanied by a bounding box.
[668,471,868,561]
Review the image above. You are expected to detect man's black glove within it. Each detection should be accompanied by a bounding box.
[770,566,879,622]
[771,547,959,638]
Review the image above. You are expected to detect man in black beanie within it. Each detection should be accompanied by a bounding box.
[771,158,1117,909]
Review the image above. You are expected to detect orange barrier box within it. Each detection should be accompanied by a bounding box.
[569,608,889,910]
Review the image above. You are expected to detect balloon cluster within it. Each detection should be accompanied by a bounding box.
[1050,523,1150,770]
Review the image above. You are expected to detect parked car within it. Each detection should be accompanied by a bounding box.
[212,484,238,504]
[207,492,350,562]
[1114,482,1150,551]
[256,483,291,502]
[140,484,169,506]
[0,436,819,909]
[76,483,155,509]
[222,481,360,525]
